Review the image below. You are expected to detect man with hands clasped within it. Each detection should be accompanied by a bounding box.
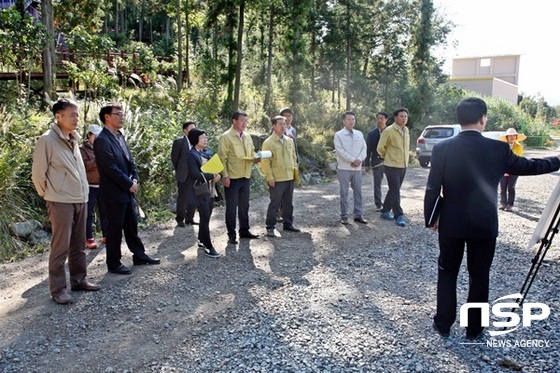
[334,111,368,225]
[261,116,300,237]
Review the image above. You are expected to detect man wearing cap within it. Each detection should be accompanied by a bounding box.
[217,110,261,244]
[171,121,198,227]
[80,124,108,249]
[32,99,101,304]
[425,97,560,340]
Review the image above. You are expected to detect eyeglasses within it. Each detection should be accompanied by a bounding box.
[110,112,123,117]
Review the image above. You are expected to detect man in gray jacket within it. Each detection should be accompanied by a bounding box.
[32,99,101,304]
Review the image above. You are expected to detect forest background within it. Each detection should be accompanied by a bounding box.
[0,0,558,261]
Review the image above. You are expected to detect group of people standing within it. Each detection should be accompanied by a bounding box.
[31,96,557,345]
[334,108,410,228]
[171,108,301,258]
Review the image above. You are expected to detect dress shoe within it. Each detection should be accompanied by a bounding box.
[505,205,513,212]
[283,225,301,232]
[52,292,73,304]
[185,220,199,225]
[133,255,161,265]
[267,228,278,237]
[466,328,484,340]
[340,218,349,225]
[176,220,186,227]
[239,231,259,239]
[227,237,239,245]
[204,246,221,258]
[109,264,132,275]
[72,281,101,292]
[354,217,368,224]
[432,322,450,338]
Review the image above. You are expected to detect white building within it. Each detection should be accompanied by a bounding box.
[448,55,521,104]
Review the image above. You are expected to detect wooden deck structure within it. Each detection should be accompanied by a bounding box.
[0,50,153,82]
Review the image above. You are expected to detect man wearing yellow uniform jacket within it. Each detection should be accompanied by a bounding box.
[377,107,410,227]
[261,116,301,237]
[218,110,261,244]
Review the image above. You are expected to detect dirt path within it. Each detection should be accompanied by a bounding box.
[1,163,559,372]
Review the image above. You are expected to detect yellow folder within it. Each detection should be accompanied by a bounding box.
[201,154,224,174]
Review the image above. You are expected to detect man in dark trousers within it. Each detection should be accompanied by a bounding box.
[171,121,197,227]
[217,110,261,244]
[365,112,388,211]
[424,97,560,339]
[94,103,160,275]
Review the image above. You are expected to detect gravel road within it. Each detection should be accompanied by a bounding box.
[1,156,559,373]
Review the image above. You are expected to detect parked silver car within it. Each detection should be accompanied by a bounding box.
[415,124,462,168]
[481,131,503,140]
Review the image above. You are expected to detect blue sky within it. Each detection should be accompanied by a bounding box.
[434,0,560,105]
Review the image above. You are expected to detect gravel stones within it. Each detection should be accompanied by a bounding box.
[1,159,559,372]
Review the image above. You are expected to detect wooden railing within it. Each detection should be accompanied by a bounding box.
[0,50,171,81]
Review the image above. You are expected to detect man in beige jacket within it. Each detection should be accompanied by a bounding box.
[32,99,101,304]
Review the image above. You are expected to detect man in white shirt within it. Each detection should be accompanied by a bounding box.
[333,111,368,225]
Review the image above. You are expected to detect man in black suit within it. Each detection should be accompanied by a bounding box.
[171,121,197,227]
[424,97,560,339]
[94,104,160,274]
[364,112,388,211]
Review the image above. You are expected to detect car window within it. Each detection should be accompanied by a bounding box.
[424,128,454,139]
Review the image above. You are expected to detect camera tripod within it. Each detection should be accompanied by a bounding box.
[516,196,560,307]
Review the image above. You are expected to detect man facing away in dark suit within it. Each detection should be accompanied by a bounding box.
[424,97,560,340]
[94,104,160,275]
[171,121,198,227]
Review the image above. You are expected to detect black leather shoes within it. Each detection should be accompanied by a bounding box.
[466,329,484,340]
[354,217,368,224]
[433,322,450,338]
[283,225,302,232]
[109,265,132,275]
[185,220,199,225]
[133,255,161,265]
[239,231,259,239]
[228,237,239,244]
[71,281,101,291]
